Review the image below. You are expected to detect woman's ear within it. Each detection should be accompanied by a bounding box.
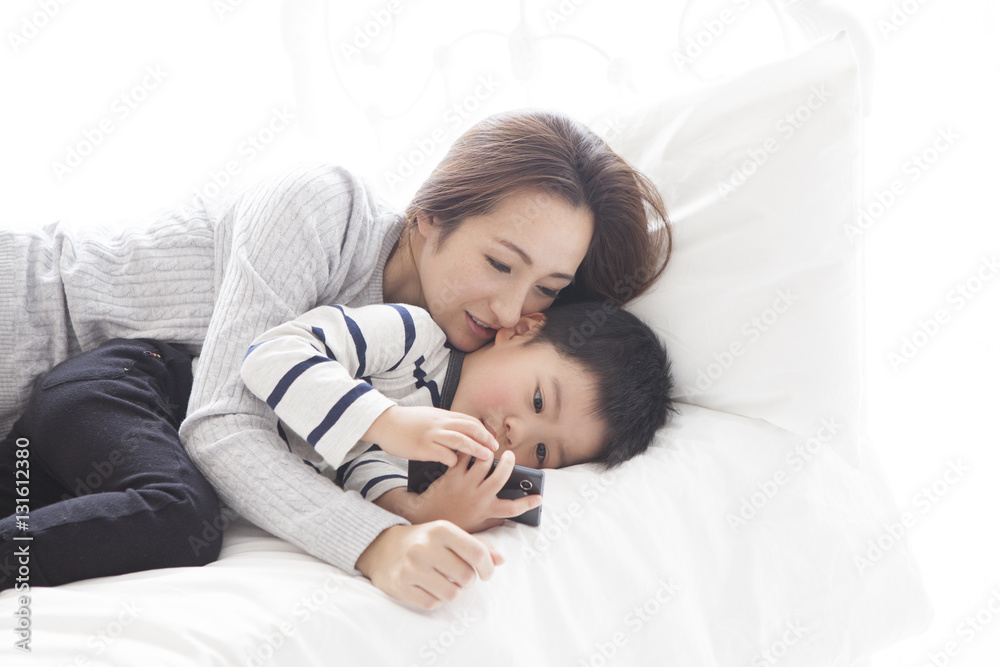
[415,211,438,244]
[495,313,545,345]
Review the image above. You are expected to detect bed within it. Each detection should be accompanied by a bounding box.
[0,32,929,667]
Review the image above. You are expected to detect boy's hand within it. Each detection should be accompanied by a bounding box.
[383,451,542,533]
[364,405,498,466]
[355,521,504,611]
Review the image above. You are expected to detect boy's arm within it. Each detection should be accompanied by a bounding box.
[241,303,498,469]
[339,445,410,504]
[241,303,410,469]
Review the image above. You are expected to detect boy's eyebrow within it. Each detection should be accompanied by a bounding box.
[549,376,564,468]
[552,376,562,420]
[496,238,574,281]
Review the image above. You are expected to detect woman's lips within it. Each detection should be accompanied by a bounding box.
[480,419,497,440]
[465,311,497,339]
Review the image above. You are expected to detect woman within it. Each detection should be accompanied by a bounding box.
[0,110,670,608]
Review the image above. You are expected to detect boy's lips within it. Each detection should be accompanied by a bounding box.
[480,419,497,440]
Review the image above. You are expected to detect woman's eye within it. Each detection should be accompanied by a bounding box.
[538,286,559,299]
[487,257,511,274]
[535,442,548,464]
[533,387,543,413]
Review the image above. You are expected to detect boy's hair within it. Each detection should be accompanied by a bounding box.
[527,301,675,468]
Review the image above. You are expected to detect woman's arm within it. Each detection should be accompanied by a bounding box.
[179,165,409,574]
[177,165,502,609]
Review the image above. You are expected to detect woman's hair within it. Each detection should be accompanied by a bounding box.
[404,109,672,306]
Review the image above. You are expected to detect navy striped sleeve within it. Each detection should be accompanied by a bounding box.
[332,305,367,377]
[307,382,374,446]
[266,355,332,409]
[361,474,407,498]
[385,304,416,372]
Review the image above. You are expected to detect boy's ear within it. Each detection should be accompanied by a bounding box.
[495,312,545,345]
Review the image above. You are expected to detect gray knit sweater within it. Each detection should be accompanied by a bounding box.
[1,163,409,573]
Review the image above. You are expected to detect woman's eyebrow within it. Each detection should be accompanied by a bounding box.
[495,238,574,281]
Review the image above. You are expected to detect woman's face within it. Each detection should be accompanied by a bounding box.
[415,189,593,353]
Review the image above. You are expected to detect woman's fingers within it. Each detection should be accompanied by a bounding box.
[358,522,502,611]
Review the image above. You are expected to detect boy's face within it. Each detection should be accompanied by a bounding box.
[451,314,607,469]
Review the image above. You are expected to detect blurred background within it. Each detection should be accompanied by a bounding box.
[2,1,997,664]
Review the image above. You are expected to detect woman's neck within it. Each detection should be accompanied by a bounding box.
[382,229,426,308]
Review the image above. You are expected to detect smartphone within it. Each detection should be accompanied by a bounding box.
[407,458,545,527]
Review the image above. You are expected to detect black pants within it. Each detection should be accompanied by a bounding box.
[0,338,222,590]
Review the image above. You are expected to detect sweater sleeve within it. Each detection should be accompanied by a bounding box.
[240,303,447,468]
[179,165,408,575]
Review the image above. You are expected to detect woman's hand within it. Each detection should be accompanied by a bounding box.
[355,521,504,611]
[375,452,543,533]
[364,405,498,466]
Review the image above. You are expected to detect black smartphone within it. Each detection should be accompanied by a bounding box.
[407,458,545,527]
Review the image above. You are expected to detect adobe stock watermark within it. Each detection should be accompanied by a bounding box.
[682,288,797,397]
[716,84,833,201]
[843,125,959,243]
[59,601,144,664]
[382,74,502,192]
[886,254,998,372]
[520,467,622,562]
[751,620,810,667]
[177,106,296,216]
[917,586,1000,667]
[338,0,407,64]
[404,610,480,667]
[7,0,71,53]
[876,0,933,40]
[544,0,593,31]
[854,459,970,574]
[213,0,249,20]
[188,506,239,559]
[51,64,168,182]
[578,578,681,667]
[242,574,345,667]
[56,450,123,501]
[672,0,753,73]
[726,417,843,531]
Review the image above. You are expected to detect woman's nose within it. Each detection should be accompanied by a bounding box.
[491,288,525,329]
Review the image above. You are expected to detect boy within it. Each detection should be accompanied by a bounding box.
[240,301,673,531]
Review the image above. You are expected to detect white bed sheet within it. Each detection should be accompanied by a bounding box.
[1,404,926,666]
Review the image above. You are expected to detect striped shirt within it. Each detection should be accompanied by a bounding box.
[241,303,463,503]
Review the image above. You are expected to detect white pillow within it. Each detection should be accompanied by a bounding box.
[614,32,864,463]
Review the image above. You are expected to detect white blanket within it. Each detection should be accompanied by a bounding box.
[0,404,927,666]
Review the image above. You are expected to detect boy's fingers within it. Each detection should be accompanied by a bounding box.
[438,431,494,462]
[434,447,459,468]
[483,450,516,494]
[494,493,543,519]
[448,414,499,452]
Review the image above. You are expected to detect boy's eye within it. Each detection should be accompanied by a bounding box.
[535,442,547,465]
[533,387,543,413]
[487,257,511,274]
